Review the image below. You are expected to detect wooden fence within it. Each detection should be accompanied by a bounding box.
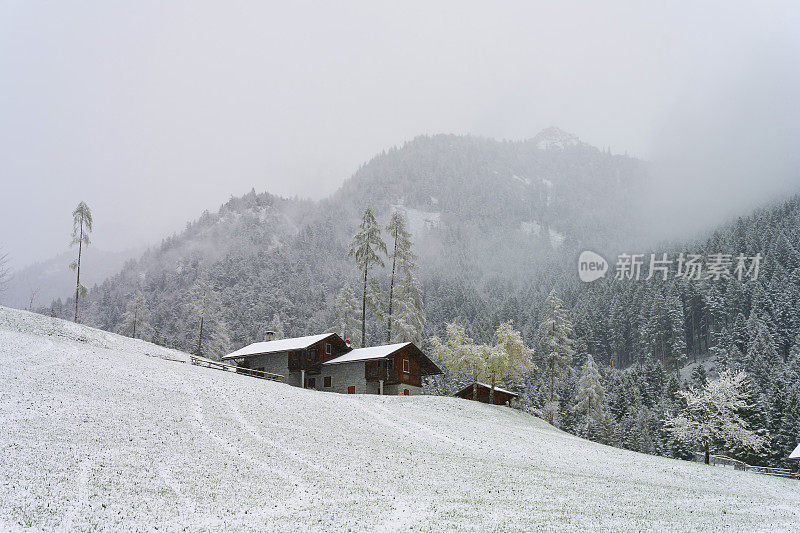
[189,355,284,383]
[694,453,800,480]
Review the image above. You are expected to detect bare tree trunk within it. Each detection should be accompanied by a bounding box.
[386,233,398,343]
[489,374,495,405]
[472,370,478,401]
[704,436,710,465]
[196,315,204,356]
[74,223,83,322]
[361,267,367,348]
[133,310,137,339]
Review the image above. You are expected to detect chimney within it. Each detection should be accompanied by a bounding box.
[265,330,275,342]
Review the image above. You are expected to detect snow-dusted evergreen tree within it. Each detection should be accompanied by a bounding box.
[431,323,485,400]
[0,248,9,296]
[348,207,387,347]
[269,313,285,339]
[484,321,533,404]
[746,315,780,391]
[334,282,361,346]
[391,269,425,344]
[538,290,575,423]
[574,353,606,435]
[120,290,151,339]
[189,274,231,359]
[385,210,414,342]
[69,201,92,322]
[666,370,766,464]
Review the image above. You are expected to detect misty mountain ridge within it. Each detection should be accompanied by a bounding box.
[33,129,693,348]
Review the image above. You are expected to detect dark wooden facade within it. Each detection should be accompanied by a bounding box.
[364,344,433,388]
[286,335,350,375]
[454,383,517,406]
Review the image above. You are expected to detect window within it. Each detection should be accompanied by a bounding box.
[325,343,331,355]
[386,359,394,370]
[347,385,356,394]
[308,348,317,362]
[402,359,410,373]
[324,376,332,388]
[307,377,316,389]
[403,389,410,396]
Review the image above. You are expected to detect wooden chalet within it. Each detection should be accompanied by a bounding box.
[453,382,518,406]
[222,334,442,395]
[221,332,350,389]
[322,342,442,395]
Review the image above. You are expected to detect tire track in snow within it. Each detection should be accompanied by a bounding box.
[221,394,329,475]
[59,457,92,532]
[187,388,332,521]
[352,399,457,446]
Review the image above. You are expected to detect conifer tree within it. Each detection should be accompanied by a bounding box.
[334,282,361,346]
[269,313,286,339]
[385,211,414,342]
[0,248,9,296]
[121,290,150,339]
[348,208,387,347]
[746,315,780,391]
[70,201,93,322]
[538,291,575,423]
[574,353,606,435]
[391,269,425,344]
[189,274,231,359]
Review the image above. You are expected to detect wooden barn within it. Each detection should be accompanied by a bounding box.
[453,382,518,406]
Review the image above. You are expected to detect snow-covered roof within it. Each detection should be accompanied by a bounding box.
[323,343,411,365]
[453,382,518,397]
[221,333,336,360]
[789,443,800,460]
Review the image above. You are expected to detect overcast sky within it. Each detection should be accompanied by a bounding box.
[1,1,799,268]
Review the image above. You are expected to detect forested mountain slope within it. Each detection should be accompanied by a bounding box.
[44,130,648,348]
[2,306,798,532]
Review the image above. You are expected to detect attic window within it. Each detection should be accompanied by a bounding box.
[325,343,331,355]
[402,359,409,373]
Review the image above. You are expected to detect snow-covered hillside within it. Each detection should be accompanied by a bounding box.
[1,307,798,532]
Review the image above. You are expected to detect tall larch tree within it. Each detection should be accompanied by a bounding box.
[348,208,387,347]
[70,201,93,322]
[385,211,414,342]
[189,274,231,359]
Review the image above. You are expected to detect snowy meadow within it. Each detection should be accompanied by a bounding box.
[1,306,798,532]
